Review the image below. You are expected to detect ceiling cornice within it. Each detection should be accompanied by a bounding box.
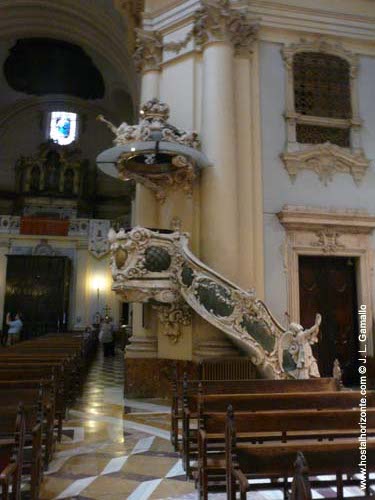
[140,0,375,44]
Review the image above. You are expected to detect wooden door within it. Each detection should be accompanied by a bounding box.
[299,256,359,385]
[3,255,71,338]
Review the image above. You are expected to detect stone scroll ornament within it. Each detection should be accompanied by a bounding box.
[108,226,323,380]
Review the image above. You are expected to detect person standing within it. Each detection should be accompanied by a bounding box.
[99,316,114,357]
[6,312,23,346]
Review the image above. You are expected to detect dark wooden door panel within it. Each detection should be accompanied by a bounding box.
[299,256,359,385]
[3,255,71,338]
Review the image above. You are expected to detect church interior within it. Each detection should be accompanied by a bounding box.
[0,0,375,498]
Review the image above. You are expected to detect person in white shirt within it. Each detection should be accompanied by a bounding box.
[6,312,23,346]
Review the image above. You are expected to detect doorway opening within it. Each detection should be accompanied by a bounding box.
[3,255,71,339]
[299,255,359,386]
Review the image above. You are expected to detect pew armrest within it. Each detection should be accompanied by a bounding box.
[233,467,250,493]
[0,462,17,481]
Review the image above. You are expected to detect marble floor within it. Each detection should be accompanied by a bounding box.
[39,350,372,499]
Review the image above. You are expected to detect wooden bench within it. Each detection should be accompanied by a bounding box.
[182,378,342,477]
[0,365,66,440]
[225,407,375,499]
[0,405,42,500]
[171,357,258,450]
[0,332,96,497]
[0,405,25,500]
[172,367,340,451]
[0,385,53,465]
[0,357,73,409]
[195,406,375,498]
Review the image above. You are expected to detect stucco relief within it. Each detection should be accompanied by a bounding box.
[281,143,369,186]
[133,28,163,72]
[156,301,192,344]
[132,0,259,72]
[311,229,345,254]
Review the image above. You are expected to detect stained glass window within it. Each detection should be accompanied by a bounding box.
[49,111,78,145]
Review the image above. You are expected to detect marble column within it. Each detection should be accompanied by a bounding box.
[200,39,239,282]
[128,29,162,360]
[196,5,259,357]
[234,42,265,297]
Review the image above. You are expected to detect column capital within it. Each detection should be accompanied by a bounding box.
[194,0,259,55]
[133,28,163,73]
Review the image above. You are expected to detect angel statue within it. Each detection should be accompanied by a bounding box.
[279,313,322,379]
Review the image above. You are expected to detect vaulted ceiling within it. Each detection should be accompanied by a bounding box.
[0,0,139,215]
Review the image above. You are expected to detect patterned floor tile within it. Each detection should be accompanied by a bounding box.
[79,475,140,499]
[39,350,370,499]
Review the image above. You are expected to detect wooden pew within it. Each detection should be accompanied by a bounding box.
[0,405,25,500]
[196,391,374,497]
[0,332,96,497]
[0,360,70,428]
[222,407,375,500]
[198,390,375,413]
[0,352,80,402]
[182,378,342,477]
[0,385,54,465]
[172,372,340,451]
[0,405,42,500]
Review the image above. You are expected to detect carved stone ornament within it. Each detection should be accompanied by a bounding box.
[99,99,200,149]
[108,226,324,379]
[89,220,110,259]
[133,28,163,72]
[281,143,369,186]
[117,153,197,203]
[163,0,259,56]
[192,0,259,54]
[311,229,345,254]
[98,99,201,203]
[155,301,192,344]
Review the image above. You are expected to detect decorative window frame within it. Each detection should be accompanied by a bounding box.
[281,39,369,185]
[278,205,375,355]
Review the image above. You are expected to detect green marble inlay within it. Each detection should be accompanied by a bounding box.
[144,246,171,272]
[196,279,234,317]
[181,264,194,287]
[282,350,297,372]
[240,315,275,353]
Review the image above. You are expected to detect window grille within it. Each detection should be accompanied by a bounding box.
[296,124,350,148]
[293,52,351,120]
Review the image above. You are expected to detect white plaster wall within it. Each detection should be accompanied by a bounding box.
[259,41,375,322]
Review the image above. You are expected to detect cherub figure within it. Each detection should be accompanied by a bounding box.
[279,313,322,379]
[97,115,149,146]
